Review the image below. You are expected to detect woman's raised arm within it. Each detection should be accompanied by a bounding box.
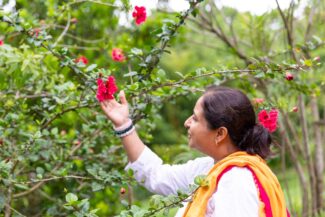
[100,90,145,162]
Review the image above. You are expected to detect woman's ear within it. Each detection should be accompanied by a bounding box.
[215,127,228,145]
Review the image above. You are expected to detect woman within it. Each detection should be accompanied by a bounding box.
[100,85,289,217]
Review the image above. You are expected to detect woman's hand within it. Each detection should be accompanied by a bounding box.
[100,90,129,127]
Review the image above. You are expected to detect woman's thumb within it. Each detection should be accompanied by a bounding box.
[119,90,127,105]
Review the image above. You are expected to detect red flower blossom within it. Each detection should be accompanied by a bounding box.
[285,72,294,81]
[75,56,89,65]
[111,48,126,62]
[258,109,278,133]
[252,98,264,105]
[0,40,3,46]
[96,76,118,102]
[132,6,147,25]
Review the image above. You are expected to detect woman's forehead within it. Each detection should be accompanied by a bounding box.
[194,97,204,113]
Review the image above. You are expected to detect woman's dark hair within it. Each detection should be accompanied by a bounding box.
[202,85,272,159]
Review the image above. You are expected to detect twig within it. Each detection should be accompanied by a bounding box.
[14,175,93,184]
[53,11,71,48]
[142,1,202,79]
[40,104,96,130]
[4,204,26,217]
[56,44,101,50]
[66,0,121,8]
[275,0,298,62]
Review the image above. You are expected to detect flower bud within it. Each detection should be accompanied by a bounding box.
[313,56,320,62]
[120,187,126,194]
[291,106,298,112]
[285,72,294,81]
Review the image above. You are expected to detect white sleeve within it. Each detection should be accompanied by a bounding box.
[125,146,214,196]
[209,167,259,217]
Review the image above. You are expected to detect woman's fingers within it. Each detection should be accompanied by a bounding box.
[119,90,127,105]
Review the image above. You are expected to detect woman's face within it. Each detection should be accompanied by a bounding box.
[184,96,217,155]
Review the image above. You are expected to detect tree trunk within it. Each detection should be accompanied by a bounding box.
[310,96,324,215]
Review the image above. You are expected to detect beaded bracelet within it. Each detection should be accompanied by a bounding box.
[113,119,135,138]
[116,126,135,138]
[113,119,132,131]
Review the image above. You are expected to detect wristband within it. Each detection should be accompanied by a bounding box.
[116,126,135,138]
[113,119,132,131]
[113,118,135,138]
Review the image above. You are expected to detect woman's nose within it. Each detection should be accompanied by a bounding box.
[184,116,191,128]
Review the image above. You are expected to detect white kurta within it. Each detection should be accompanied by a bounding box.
[125,146,259,217]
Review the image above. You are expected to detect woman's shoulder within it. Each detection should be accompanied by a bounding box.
[218,166,257,190]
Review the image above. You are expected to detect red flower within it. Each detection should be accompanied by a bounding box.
[0,40,3,46]
[252,98,264,105]
[258,109,278,133]
[285,72,294,81]
[132,6,147,25]
[96,76,118,102]
[75,56,89,65]
[111,48,126,62]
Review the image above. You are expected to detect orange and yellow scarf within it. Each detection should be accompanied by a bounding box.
[182,151,289,217]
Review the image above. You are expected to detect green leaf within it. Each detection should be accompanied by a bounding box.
[130,48,143,56]
[304,59,313,67]
[123,71,138,77]
[91,182,104,192]
[194,175,209,187]
[86,64,97,72]
[66,193,78,203]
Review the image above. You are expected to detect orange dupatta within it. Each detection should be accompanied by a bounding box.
[182,151,288,217]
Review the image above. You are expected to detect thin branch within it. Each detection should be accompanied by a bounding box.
[275,0,298,62]
[278,119,309,217]
[13,182,44,198]
[14,92,53,99]
[142,1,202,79]
[56,44,101,50]
[4,204,26,217]
[53,11,71,48]
[15,175,93,184]
[280,111,304,157]
[304,2,317,43]
[197,9,252,65]
[66,0,121,8]
[40,104,96,130]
